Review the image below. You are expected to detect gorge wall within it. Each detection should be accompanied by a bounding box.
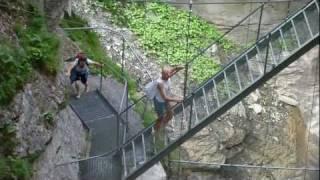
[0,0,88,179]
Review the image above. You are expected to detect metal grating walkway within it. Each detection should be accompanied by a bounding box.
[70,90,122,180]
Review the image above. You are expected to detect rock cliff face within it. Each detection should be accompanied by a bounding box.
[171,46,319,180]
[28,0,72,29]
[273,46,319,179]
[170,0,309,42]
[0,52,88,180]
[0,1,88,179]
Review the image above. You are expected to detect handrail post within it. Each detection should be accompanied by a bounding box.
[256,3,264,41]
[263,34,271,74]
[183,63,189,98]
[99,65,103,91]
[188,94,194,130]
[121,37,125,74]
[117,114,120,151]
[126,80,129,132]
[183,0,192,98]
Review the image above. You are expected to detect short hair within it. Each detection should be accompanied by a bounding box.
[161,65,171,73]
[76,52,87,61]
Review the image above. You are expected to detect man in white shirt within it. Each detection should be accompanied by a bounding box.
[66,53,102,98]
[154,65,183,131]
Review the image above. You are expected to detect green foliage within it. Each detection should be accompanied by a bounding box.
[98,1,235,82]
[133,100,157,127]
[0,122,32,180]
[0,122,17,156]
[25,150,43,164]
[0,42,31,105]
[190,57,221,82]
[16,10,60,75]
[0,157,32,180]
[0,5,60,105]
[41,112,55,128]
[96,0,128,26]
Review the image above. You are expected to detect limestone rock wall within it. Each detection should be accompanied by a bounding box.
[27,0,72,29]
[0,35,87,180]
[171,45,319,180]
[170,0,309,43]
[0,1,87,179]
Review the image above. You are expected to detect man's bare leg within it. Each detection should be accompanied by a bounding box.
[75,81,81,99]
[163,110,173,125]
[155,117,163,131]
[84,82,89,93]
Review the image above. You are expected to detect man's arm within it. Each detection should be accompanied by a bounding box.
[168,65,184,78]
[87,58,103,67]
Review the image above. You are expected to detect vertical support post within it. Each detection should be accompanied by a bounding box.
[99,65,103,91]
[256,3,264,41]
[263,34,271,74]
[188,94,194,130]
[121,37,125,74]
[183,63,189,98]
[117,114,120,150]
[167,143,172,179]
[122,148,127,178]
[183,0,193,98]
[287,1,291,16]
[126,81,129,131]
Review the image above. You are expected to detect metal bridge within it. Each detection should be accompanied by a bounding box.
[67,0,319,179]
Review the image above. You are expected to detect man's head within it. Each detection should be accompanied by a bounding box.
[161,66,171,80]
[76,53,87,67]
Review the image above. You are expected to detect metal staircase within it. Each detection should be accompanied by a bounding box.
[120,0,319,179]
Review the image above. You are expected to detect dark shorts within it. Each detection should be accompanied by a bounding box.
[70,68,88,84]
[153,97,169,118]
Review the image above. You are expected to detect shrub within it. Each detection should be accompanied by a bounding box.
[16,7,60,76]
[0,122,32,180]
[0,42,31,105]
[42,112,55,128]
[0,157,32,180]
[0,5,60,105]
[0,122,17,156]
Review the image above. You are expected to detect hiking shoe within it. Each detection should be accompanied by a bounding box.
[85,86,90,93]
[76,94,81,99]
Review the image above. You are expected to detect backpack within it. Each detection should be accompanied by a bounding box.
[144,80,158,100]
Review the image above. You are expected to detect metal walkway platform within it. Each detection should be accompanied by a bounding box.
[70,90,123,180]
